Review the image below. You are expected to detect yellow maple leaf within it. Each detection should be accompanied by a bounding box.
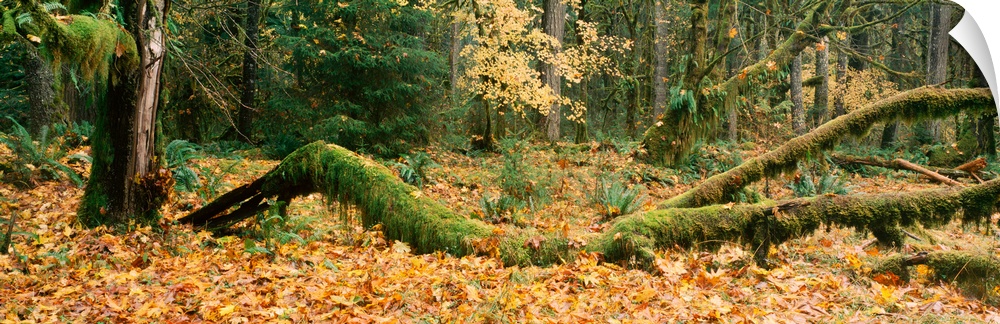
[218,304,236,316]
[766,61,777,71]
[837,31,848,41]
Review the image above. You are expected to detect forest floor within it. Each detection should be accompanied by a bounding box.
[2,141,1000,323]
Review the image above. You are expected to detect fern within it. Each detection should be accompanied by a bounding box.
[41,2,68,14]
[594,179,647,220]
[165,140,201,192]
[0,118,83,187]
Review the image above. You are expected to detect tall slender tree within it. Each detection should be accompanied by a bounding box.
[542,0,566,141]
[237,0,261,143]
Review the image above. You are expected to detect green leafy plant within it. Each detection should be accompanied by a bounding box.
[477,193,526,225]
[0,118,83,188]
[594,178,646,220]
[165,140,201,192]
[51,121,93,149]
[394,152,437,188]
[246,202,306,258]
[788,163,850,198]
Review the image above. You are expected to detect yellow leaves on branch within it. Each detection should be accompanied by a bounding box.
[457,1,626,124]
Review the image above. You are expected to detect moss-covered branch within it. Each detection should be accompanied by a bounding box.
[180,142,571,267]
[595,179,1000,267]
[660,87,995,209]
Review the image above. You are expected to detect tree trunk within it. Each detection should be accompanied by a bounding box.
[450,22,461,98]
[791,53,805,135]
[237,0,261,143]
[881,14,909,148]
[922,2,952,144]
[80,0,171,226]
[811,37,829,128]
[542,0,565,141]
[833,43,848,118]
[652,0,668,119]
[22,44,58,135]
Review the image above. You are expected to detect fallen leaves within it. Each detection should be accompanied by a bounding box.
[0,145,998,322]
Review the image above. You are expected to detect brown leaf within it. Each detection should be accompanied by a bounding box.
[115,42,126,58]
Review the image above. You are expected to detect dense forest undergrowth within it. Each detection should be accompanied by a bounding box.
[2,127,1000,321]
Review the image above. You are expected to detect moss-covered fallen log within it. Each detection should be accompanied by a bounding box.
[660,87,995,209]
[596,179,1000,266]
[870,251,1000,303]
[180,142,571,267]
[830,153,994,181]
[184,141,1000,270]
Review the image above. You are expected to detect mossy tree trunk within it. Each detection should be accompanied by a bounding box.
[791,52,805,135]
[3,0,170,226]
[811,37,829,128]
[660,87,994,209]
[79,0,172,226]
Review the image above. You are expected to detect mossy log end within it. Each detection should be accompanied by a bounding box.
[871,251,1000,302]
[660,87,995,210]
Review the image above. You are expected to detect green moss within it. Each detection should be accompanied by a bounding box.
[660,87,995,209]
[595,179,1000,267]
[251,142,571,266]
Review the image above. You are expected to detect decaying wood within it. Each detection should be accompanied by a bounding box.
[829,154,993,182]
[956,157,987,183]
[893,159,963,186]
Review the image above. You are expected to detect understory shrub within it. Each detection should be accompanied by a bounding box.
[0,118,82,188]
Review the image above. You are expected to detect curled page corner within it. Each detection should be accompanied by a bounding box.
[949,2,1000,117]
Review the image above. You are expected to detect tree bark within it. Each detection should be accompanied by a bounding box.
[542,0,566,141]
[21,44,59,135]
[791,53,805,135]
[652,0,668,119]
[237,0,260,143]
[833,42,848,118]
[79,0,172,226]
[922,2,952,144]
[811,37,829,128]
